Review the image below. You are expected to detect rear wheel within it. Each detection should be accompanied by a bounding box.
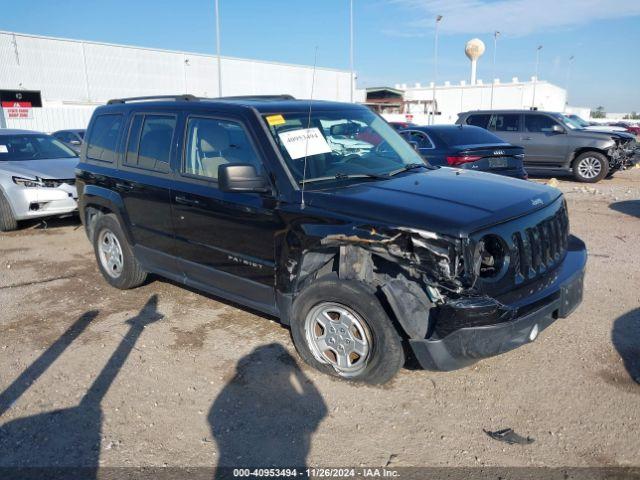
[290,276,405,384]
[93,214,147,289]
[0,191,18,232]
[572,151,608,183]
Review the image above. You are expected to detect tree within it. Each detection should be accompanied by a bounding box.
[591,106,606,119]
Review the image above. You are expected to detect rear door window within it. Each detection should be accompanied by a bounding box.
[124,114,176,173]
[524,114,559,133]
[489,114,521,132]
[466,114,491,129]
[86,114,123,162]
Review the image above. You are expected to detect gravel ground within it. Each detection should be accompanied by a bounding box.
[0,169,638,471]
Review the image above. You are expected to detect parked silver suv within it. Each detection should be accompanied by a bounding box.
[456,110,638,182]
[0,129,79,231]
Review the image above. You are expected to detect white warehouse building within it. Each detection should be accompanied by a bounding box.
[368,78,570,126]
[0,31,353,132]
[364,38,584,126]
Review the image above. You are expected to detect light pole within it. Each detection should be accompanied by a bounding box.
[349,0,354,103]
[431,15,443,125]
[565,55,574,110]
[490,31,500,110]
[215,0,222,97]
[531,44,542,109]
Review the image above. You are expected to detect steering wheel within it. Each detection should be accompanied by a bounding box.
[374,140,393,155]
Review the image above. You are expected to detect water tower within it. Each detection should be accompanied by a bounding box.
[465,38,486,85]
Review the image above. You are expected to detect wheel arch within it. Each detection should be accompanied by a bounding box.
[80,185,132,244]
[570,147,610,168]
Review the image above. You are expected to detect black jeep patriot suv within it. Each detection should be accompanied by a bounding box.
[77,95,587,384]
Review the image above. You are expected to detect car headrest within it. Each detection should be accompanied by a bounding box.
[198,123,230,153]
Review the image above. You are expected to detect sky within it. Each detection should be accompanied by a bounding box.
[2,0,639,112]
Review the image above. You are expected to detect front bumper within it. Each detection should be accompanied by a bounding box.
[409,235,587,371]
[7,184,78,221]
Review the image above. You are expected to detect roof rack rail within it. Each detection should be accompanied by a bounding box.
[107,94,199,105]
[218,94,296,101]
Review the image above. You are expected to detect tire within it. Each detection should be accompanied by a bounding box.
[290,276,405,384]
[0,191,18,232]
[572,151,609,183]
[92,213,147,289]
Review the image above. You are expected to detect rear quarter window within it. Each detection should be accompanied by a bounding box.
[86,114,123,163]
[466,114,491,129]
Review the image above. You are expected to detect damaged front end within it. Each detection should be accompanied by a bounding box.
[317,225,521,343]
[279,196,586,371]
[609,137,639,170]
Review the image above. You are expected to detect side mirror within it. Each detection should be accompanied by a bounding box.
[218,164,268,193]
[551,125,565,134]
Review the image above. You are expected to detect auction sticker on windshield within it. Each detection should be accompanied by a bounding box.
[278,128,332,160]
[266,114,286,126]
[0,145,8,153]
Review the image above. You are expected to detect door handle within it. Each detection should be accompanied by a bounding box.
[115,182,134,191]
[521,136,532,141]
[175,195,203,207]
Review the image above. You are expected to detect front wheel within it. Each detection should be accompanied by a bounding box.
[0,191,18,232]
[290,276,405,384]
[92,214,147,289]
[572,152,609,183]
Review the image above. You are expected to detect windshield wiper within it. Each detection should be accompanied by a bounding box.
[387,163,431,176]
[299,172,388,185]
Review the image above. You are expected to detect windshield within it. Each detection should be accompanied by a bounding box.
[565,115,590,129]
[0,134,77,161]
[554,114,581,130]
[263,108,426,184]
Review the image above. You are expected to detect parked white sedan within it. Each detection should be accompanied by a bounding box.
[0,129,79,231]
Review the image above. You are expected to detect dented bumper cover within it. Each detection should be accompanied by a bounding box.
[408,235,587,371]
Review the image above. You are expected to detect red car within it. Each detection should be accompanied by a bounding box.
[609,122,640,137]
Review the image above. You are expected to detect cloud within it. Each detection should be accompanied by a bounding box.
[389,0,640,36]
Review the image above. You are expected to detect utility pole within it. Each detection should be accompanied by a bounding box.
[350,0,354,103]
[431,15,443,125]
[215,0,222,97]
[490,31,500,110]
[531,45,542,109]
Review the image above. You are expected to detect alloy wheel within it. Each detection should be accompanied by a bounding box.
[304,302,371,377]
[98,229,124,278]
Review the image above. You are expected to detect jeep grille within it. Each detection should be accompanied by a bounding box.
[510,201,569,284]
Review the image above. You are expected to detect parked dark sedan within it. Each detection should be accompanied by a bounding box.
[52,129,85,154]
[399,125,527,179]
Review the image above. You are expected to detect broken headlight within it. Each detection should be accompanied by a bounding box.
[12,176,45,188]
[477,234,509,280]
[402,228,466,286]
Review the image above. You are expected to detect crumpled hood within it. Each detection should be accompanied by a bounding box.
[1,157,78,179]
[571,129,635,142]
[305,167,562,237]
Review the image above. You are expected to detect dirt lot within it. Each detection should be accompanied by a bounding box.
[0,169,639,471]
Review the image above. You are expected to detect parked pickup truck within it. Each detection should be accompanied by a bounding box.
[76,95,586,384]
